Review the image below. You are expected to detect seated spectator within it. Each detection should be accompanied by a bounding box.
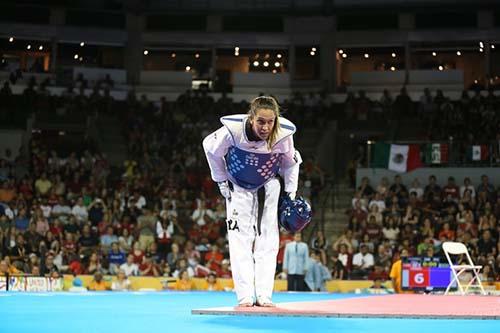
[108,242,126,275]
[216,259,232,279]
[139,254,161,276]
[191,199,215,226]
[71,197,88,223]
[100,226,118,252]
[204,272,223,291]
[368,193,386,214]
[442,177,460,201]
[351,245,374,279]
[120,254,139,277]
[204,244,223,272]
[330,251,346,280]
[88,271,108,291]
[172,258,194,278]
[460,177,476,198]
[175,269,194,291]
[408,178,424,199]
[111,269,132,291]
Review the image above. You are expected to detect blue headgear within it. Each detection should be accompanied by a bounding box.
[278,195,312,233]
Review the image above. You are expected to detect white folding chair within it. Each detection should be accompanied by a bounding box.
[442,241,486,295]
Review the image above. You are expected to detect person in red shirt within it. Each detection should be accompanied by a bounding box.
[204,244,223,272]
[216,259,232,279]
[438,222,456,241]
[442,177,460,201]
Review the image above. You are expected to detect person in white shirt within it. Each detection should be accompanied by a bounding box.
[52,197,72,223]
[71,197,88,222]
[111,269,132,291]
[460,177,476,198]
[368,192,386,212]
[191,200,216,226]
[120,254,139,276]
[408,178,424,199]
[351,245,374,279]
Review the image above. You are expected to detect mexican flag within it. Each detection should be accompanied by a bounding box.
[468,145,488,161]
[373,143,422,173]
[425,143,449,164]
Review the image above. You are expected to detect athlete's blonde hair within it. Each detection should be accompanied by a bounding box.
[248,96,280,149]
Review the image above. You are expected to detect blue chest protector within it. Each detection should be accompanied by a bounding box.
[226,146,281,189]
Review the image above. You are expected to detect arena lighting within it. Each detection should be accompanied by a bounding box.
[58,131,65,136]
[310,51,315,56]
[479,41,484,48]
[79,57,83,62]
[263,61,269,67]
[74,54,78,59]
[338,49,344,54]
[27,45,31,50]
[479,48,483,53]
[277,53,282,58]
[456,51,462,56]
[491,44,495,49]
[312,47,317,52]
[171,53,176,58]
[272,69,277,74]
[364,53,369,58]
[9,37,14,42]
[391,53,396,58]
[185,66,191,71]
[474,79,478,84]
[234,46,239,51]
[143,50,149,55]
[253,60,259,67]
[195,53,200,58]
[38,45,43,50]
[432,52,437,56]
[390,66,396,71]
[274,62,280,67]
[438,65,444,71]
[342,53,347,58]
[80,42,85,47]
[367,140,373,145]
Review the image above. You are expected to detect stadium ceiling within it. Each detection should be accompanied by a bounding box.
[2,0,498,13]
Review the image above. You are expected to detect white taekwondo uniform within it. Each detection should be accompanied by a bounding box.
[202,114,301,303]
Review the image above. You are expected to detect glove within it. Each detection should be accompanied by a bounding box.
[218,181,231,201]
[287,192,296,200]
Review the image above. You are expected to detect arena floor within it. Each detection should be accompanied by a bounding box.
[2,292,499,333]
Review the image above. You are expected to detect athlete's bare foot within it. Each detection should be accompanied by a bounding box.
[255,297,275,307]
[237,297,255,307]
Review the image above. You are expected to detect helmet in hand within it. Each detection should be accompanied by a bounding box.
[278,195,312,233]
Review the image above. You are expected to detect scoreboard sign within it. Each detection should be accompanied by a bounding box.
[401,256,457,291]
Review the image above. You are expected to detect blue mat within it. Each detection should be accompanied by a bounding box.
[1,292,498,333]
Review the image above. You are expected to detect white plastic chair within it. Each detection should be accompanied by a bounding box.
[442,241,486,295]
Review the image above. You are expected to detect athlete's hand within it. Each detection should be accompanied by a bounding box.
[287,192,296,200]
[218,181,231,201]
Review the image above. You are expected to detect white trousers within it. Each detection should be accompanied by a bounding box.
[225,177,280,303]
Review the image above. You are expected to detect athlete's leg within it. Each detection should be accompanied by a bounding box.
[226,184,257,304]
[254,178,280,305]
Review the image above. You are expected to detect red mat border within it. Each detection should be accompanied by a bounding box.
[192,295,500,320]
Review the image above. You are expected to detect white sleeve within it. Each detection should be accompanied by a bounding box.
[156,221,163,237]
[202,126,233,182]
[279,136,302,193]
